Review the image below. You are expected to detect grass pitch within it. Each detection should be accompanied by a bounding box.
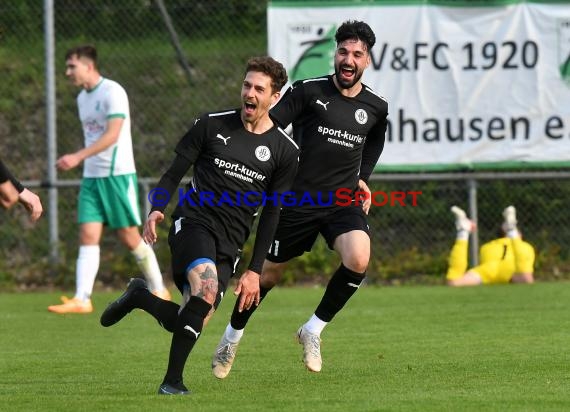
[0,282,569,411]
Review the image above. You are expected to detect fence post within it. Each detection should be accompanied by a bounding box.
[140,181,151,220]
[44,0,59,269]
[467,178,478,267]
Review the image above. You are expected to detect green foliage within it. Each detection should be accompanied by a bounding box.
[1,1,266,41]
[372,246,449,284]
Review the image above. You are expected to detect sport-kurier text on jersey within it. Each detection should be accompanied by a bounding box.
[172,109,299,253]
[269,75,388,203]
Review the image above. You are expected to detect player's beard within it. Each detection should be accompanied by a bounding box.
[334,65,363,89]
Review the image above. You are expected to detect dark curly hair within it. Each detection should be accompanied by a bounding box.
[245,56,288,94]
[335,20,376,52]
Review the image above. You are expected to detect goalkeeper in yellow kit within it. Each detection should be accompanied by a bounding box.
[446,205,535,286]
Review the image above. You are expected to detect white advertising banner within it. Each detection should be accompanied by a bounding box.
[267,1,570,171]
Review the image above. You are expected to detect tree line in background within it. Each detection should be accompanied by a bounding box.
[2,0,266,40]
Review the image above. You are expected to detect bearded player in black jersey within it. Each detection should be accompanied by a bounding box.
[213,20,388,377]
[99,57,299,395]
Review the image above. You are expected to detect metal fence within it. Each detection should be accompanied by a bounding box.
[1,1,569,289]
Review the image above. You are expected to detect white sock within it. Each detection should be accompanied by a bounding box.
[506,229,520,239]
[225,323,244,343]
[74,245,100,301]
[304,314,328,336]
[456,230,470,241]
[131,240,165,292]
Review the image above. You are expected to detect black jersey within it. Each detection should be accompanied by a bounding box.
[153,109,299,272]
[270,75,388,203]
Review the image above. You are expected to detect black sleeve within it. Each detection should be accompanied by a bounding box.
[0,159,24,193]
[150,153,193,214]
[247,204,281,274]
[359,110,388,183]
[0,160,10,183]
[269,81,307,129]
[247,141,299,273]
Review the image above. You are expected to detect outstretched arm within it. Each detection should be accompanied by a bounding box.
[359,117,387,183]
[234,204,281,312]
[235,141,299,311]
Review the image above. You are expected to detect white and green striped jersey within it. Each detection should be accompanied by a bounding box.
[76,77,136,177]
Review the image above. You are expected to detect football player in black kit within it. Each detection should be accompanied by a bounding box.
[99,56,299,395]
[212,20,388,377]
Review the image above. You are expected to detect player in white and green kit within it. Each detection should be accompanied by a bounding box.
[48,45,171,314]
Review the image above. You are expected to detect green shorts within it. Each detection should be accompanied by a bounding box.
[78,174,142,229]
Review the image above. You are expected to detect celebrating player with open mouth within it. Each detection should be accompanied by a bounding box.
[100,56,299,395]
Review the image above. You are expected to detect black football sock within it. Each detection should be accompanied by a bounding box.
[229,286,272,330]
[131,289,180,332]
[162,296,212,385]
[315,264,365,322]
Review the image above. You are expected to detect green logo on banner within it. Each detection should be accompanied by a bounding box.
[288,24,336,83]
[559,19,570,86]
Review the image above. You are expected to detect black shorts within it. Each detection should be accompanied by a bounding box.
[267,205,370,263]
[168,217,241,306]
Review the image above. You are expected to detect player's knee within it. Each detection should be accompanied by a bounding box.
[187,263,218,305]
[260,273,279,288]
[117,226,142,249]
[261,261,285,287]
[342,256,369,274]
